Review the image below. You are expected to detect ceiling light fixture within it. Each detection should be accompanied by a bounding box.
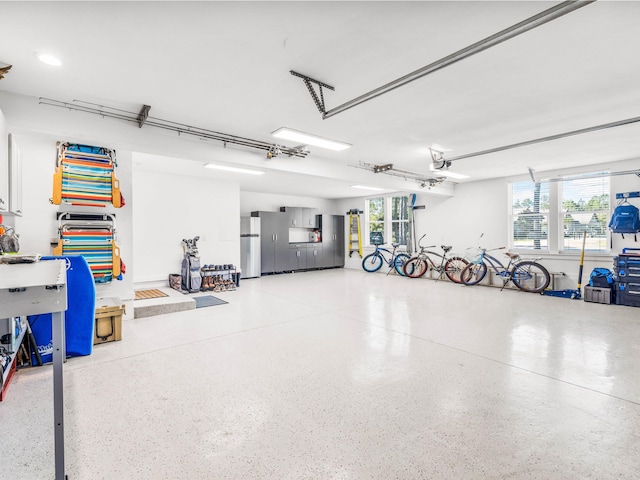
[204,163,265,175]
[36,53,62,66]
[350,185,385,191]
[272,127,351,151]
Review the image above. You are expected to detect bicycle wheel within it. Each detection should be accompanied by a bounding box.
[461,262,487,285]
[362,253,383,273]
[394,253,411,276]
[403,257,428,278]
[444,256,469,283]
[511,261,550,293]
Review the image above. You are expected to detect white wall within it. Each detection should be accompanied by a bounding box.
[9,131,134,301]
[132,164,240,284]
[240,191,338,216]
[0,94,349,295]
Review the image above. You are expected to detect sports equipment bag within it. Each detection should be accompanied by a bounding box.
[609,201,640,242]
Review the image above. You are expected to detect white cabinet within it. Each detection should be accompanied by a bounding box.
[0,111,8,213]
[8,134,22,216]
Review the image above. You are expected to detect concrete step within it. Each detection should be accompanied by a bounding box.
[133,287,195,319]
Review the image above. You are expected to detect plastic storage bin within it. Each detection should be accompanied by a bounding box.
[584,286,612,304]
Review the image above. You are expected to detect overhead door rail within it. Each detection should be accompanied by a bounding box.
[293,0,595,119]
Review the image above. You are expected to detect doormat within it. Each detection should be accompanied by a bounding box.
[135,289,169,301]
[194,295,228,308]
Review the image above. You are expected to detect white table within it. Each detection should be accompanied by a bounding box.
[0,260,68,480]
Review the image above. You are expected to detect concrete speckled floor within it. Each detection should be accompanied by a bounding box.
[1,268,639,479]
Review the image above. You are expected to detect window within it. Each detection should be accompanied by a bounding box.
[510,173,610,253]
[367,197,384,244]
[512,181,550,250]
[365,195,410,246]
[561,176,609,251]
[391,196,410,245]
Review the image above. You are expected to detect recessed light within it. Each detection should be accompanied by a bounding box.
[36,53,62,66]
[272,127,351,151]
[350,185,385,191]
[204,163,265,175]
[428,163,469,179]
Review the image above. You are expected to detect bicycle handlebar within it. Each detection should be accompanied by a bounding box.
[477,246,506,253]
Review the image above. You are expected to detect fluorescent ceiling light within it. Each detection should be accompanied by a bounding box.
[272,127,351,151]
[204,163,265,175]
[350,184,385,191]
[36,53,62,66]
[429,163,469,179]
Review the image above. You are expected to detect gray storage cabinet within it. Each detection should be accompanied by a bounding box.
[307,243,322,268]
[321,214,345,268]
[302,208,318,228]
[289,244,308,270]
[280,206,318,228]
[252,211,289,274]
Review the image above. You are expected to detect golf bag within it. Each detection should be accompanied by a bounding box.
[181,236,202,293]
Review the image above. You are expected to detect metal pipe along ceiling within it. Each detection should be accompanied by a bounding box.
[38,98,309,158]
[446,115,640,162]
[322,0,595,119]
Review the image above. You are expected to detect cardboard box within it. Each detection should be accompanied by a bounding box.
[94,297,125,345]
[584,286,612,305]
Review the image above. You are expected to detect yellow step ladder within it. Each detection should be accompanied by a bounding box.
[347,209,363,258]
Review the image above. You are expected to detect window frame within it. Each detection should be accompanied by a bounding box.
[365,195,410,247]
[509,174,611,255]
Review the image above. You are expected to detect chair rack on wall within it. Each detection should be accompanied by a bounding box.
[53,213,122,283]
[51,142,123,208]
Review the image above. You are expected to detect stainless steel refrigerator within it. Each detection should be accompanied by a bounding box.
[240,217,261,278]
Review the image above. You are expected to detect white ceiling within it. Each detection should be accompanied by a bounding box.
[1,1,639,198]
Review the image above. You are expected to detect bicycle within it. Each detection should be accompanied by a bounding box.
[460,246,550,293]
[403,234,469,283]
[361,241,411,276]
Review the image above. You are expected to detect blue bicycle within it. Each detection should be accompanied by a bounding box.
[362,241,411,276]
[460,246,550,293]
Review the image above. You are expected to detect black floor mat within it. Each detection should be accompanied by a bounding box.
[194,295,228,308]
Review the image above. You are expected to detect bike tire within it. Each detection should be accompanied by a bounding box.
[403,257,428,278]
[511,261,551,293]
[394,253,411,276]
[362,253,383,273]
[444,256,469,283]
[461,262,487,285]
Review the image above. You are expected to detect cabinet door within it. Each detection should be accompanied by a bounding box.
[319,215,335,267]
[256,212,278,273]
[260,230,275,273]
[333,215,345,267]
[289,247,300,271]
[307,244,322,268]
[8,135,22,216]
[274,213,291,271]
[302,208,318,228]
[0,114,9,213]
[281,206,302,227]
[298,247,308,270]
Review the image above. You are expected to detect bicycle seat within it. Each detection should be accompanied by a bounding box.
[505,252,520,259]
[392,243,399,247]
[441,245,452,253]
